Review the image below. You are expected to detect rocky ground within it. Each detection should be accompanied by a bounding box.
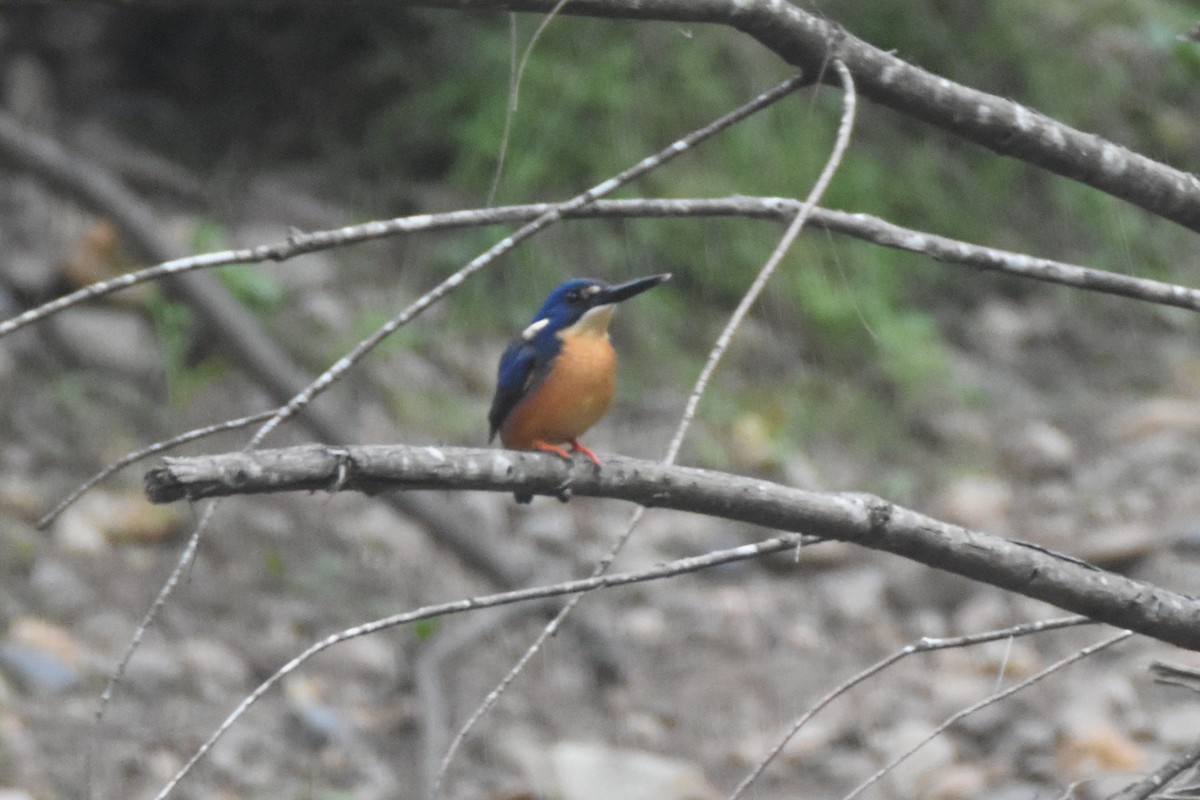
[3,57,1200,800]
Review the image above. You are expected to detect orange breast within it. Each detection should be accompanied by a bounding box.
[500,331,617,449]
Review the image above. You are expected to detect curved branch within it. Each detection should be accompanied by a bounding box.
[8,197,1200,338]
[398,0,1200,233]
[149,532,806,800]
[146,444,1200,652]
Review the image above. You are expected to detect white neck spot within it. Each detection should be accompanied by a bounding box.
[522,318,550,341]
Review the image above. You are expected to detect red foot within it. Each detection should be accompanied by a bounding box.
[530,439,602,466]
[532,440,573,461]
[568,439,602,466]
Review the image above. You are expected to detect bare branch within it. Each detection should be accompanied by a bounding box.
[1151,660,1200,694]
[665,59,856,463]
[729,615,1097,799]
[145,443,1200,652]
[35,410,275,529]
[149,533,807,800]
[1108,736,1200,800]
[8,196,1198,340]
[1107,664,1200,800]
[843,631,1134,800]
[386,0,1200,232]
[432,64,856,796]
[86,500,217,800]
[240,73,808,449]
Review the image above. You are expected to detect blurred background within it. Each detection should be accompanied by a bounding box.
[1,2,1200,798]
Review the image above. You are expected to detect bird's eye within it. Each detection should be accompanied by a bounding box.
[566,290,583,303]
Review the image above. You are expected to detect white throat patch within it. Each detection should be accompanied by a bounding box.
[564,304,615,337]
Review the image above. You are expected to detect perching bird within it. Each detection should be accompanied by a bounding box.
[489,273,671,501]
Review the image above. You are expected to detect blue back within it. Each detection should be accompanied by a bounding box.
[487,278,602,439]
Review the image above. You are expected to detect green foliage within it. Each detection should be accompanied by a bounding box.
[390,383,483,444]
[412,617,440,642]
[263,546,287,581]
[146,222,286,406]
[191,222,285,315]
[145,287,225,406]
[112,2,1200,464]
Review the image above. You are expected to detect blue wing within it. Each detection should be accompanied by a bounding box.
[488,338,546,441]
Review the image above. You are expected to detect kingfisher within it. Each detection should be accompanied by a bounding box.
[489,273,671,499]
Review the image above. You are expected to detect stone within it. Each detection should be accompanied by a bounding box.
[52,308,161,378]
[507,739,718,800]
[1056,724,1145,779]
[1002,421,1077,479]
[869,719,958,798]
[0,618,82,694]
[933,475,1012,531]
[181,637,252,697]
[29,558,96,617]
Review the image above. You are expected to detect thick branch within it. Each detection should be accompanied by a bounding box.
[401,0,1200,233]
[25,2,1200,231]
[146,444,1200,652]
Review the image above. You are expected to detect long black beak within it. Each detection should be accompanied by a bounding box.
[595,273,672,305]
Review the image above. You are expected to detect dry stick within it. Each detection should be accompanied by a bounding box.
[10,197,1200,341]
[1150,660,1200,693]
[415,605,531,797]
[1108,743,1200,800]
[1108,739,1200,800]
[726,615,1095,800]
[30,196,1200,527]
[144,74,806,800]
[841,630,1135,800]
[431,59,858,799]
[84,499,218,800]
[488,12,520,207]
[36,410,275,529]
[244,73,808,451]
[1108,666,1200,800]
[387,0,1200,234]
[144,444,1200,652]
[486,0,572,206]
[148,534,803,800]
[668,59,855,464]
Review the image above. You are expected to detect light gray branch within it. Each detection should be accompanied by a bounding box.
[395,0,1200,233]
[146,444,1200,653]
[8,197,1200,339]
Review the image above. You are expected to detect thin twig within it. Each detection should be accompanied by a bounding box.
[841,631,1134,800]
[243,73,809,451]
[148,534,803,800]
[429,70,822,797]
[142,73,807,800]
[1150,660,1200,694]
[727,615,1095,799]
[36,410,275,529]
[486,1,572,205]
[666,58,856,462]
[9,197,1200,340]
[87,500,218,800]
[430,578,599,797]
[415,605,530,798]
[1107,670,1200,800]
